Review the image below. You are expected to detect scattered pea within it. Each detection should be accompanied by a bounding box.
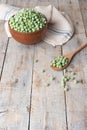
[60,69,79,91]
[63,76,69,82]
[42,69,45,73]
[46,83,50,87]
[35,59,39,63]
[64,86,69,91]
[61,80,66,87]
[70,76,75,80]
[52,77,56,80]
[64,69,67,74]
[74,80,78,84]
[50,76,56,81]
[71,72,76,75]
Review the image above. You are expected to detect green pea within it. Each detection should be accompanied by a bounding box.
[74,80,78,84]
[46,83,50,87]
[61,80,65,87]
[35,59,39,63]
[51,56,69,68]
[70,76,75,80]
[64,86,69,91]
[52,63,56,67]
[42,69,45,73]
[9,8,47,33]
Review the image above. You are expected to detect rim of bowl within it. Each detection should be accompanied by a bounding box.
[8,14,48,34]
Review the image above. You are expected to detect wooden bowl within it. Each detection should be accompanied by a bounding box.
[8,19,47,45]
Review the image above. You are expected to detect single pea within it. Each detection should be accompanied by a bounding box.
[63,76,68,82]
[71,72,76,75]
[61,80,66,87]
[35,59,39,63]
[58,65,62,68]
[52,63,56,67]
[74,80,78,84]
[42,69,45,73]
[46,83,50,87]
[70,76,75,80]
[64,86,69,91]
[52,60,56,64]
[51,76,56,80]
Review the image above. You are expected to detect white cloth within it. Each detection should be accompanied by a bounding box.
[0,4,74,46]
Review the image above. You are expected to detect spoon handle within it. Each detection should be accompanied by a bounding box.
[72,43,87,56]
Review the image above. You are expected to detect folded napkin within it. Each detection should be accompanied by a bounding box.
[0,4,74,46]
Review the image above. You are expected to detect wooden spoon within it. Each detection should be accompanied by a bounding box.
[50,43,87,71]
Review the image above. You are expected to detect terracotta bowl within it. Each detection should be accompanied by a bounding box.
[8,18,47,45]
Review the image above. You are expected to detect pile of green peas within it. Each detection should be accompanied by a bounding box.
[51,56,69,68]
[9,8,47,33]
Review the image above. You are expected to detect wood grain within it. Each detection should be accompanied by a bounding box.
[58,0,85,34]
[0,0,87,130]
[0,22,8,80]
[59,0,87,130]
[6,0,58,8]
[28,1,67,129]
[62,23,87,130]
[0,39,34,129]
[30,42,67,130]
[0,0,7,3]
[79,0,87,36]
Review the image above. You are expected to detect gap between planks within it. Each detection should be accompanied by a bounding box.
[0,38,9,81]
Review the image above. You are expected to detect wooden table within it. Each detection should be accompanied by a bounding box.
[0,0,87,130]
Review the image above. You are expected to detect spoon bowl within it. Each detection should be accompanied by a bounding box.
[51,43,87,71]
[50,54,71,71]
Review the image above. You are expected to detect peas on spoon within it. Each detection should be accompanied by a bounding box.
[50,43,87,71]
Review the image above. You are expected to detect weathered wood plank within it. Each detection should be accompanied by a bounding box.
[0,21,8,80]
[79,9,87,26]
[0,38,34,129]
[6,0,57,8]
[0,0,8,79]
[29,42,67,130]
[3,0,56,7]
[58,0,85,34]
[0,0,7,3]
[79,0,87,36]
[28,1,66,129]
[63,33,87,130]
[7,0,44,7]
[59,0,87,130]
[0,1,34,129]
[33,1,66,129]
[85,26,87,36]
[79,0,87,10]
[0,1,87,130]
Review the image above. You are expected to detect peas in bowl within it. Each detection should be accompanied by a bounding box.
[8,8,47,45]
